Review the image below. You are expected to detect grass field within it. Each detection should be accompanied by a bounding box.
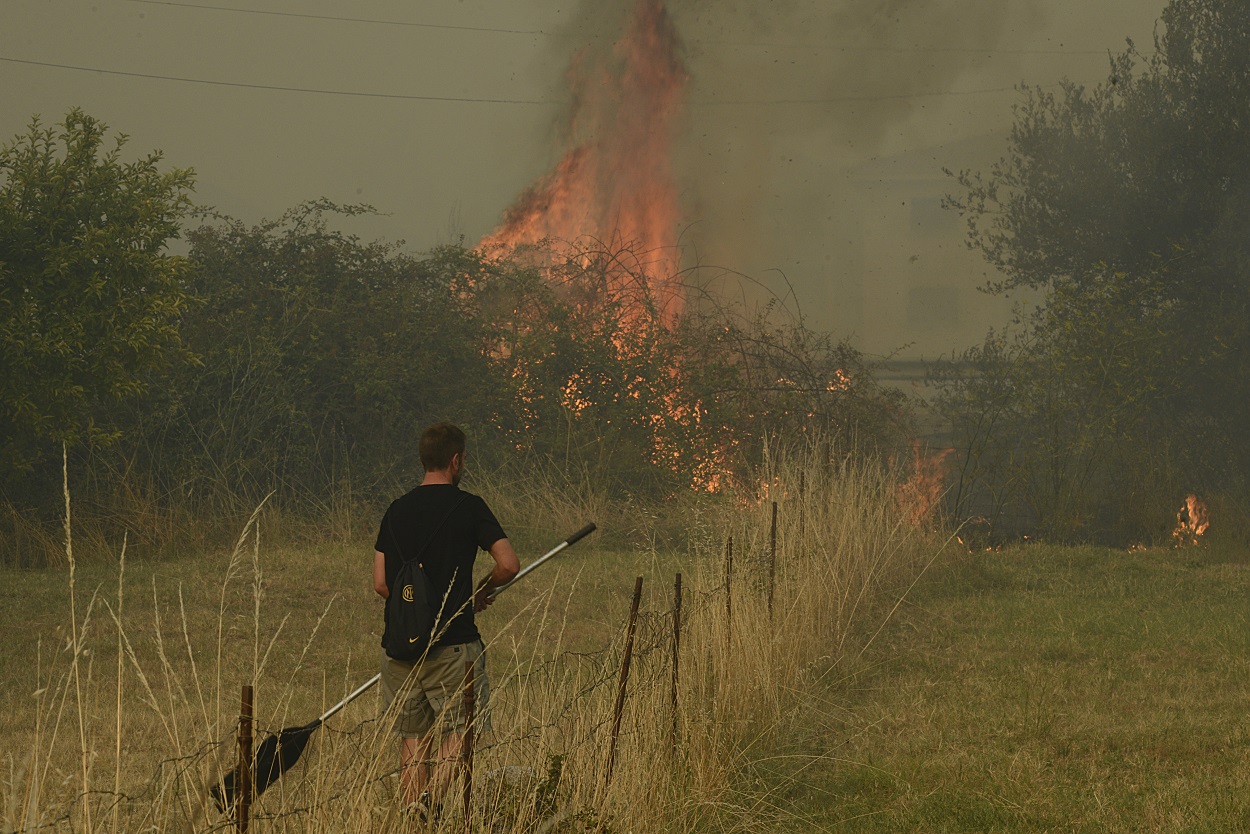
[10,457,1243,832]
[755,543,1250,832]
[1,449,941,832]
[0,528,704,831]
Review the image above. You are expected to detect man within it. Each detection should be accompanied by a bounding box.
[372,423,519,814]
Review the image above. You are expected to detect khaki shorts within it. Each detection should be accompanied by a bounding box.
[380,640,490,738]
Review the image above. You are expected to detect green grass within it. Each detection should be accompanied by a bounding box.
[0,519,706,832]
[11,515,1250,833]
[756,543,1250,832]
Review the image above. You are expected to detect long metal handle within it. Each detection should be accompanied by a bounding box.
[319,673,382,723]
[490,523,597,598]
[320,523,596,722]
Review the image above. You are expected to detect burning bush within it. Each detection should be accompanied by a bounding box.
[1172,493,1210,547]
[472,236,912,498]
[0,202,912,566]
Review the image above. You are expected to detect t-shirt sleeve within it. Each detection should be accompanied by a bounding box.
[474,497,507,552]
[374,505,394,554]
[374,504,404,591]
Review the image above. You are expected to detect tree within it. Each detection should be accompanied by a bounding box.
[0,109,195,483]
[942,0,1250,540]
[135,202,497,511]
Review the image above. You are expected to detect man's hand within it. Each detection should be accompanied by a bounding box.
[473,583,496,613]
[475,537,519,613]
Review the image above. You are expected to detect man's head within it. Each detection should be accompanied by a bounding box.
[420,423,467,484]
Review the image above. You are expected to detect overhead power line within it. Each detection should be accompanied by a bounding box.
[0,56,555,104]
[125,0,548,36]
[123,0,1151,58]
[0,54,1097,105]
[709,41,1146,57]
[696,85,1029,106]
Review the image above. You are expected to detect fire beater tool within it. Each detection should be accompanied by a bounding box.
[212,521,597,812]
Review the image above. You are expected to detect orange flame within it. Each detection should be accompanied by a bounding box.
[479,0,688,322]
[1172,493,1210,547]
[896,441,954,527]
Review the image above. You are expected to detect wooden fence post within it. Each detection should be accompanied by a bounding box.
[237,685,253,833]
[605,577,643,788]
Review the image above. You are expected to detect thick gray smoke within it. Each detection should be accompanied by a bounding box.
[678,1,1028,142]
[669,1,1036,330]
[513,0,1040,344]
[492,0,1156,354]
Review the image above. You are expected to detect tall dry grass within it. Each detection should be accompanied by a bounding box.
[1,440,940,833]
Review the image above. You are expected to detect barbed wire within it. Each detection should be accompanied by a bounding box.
[6,571,751,833]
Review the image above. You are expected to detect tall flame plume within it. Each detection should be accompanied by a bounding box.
[479,0,688,322]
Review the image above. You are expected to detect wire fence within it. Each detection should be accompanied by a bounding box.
[10,568,744,834]
[9,464,931,833]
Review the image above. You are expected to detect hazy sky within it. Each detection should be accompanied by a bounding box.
[3,0,1163,351]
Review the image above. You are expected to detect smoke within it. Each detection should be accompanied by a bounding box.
[666,1,1035,320]
[677,1,1029,142]
[485,0,1043,337]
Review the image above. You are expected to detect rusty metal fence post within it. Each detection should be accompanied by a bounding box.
[605,576,643,788]
[724,536,733,644]
[768,501,778,623]
[237,685,253,833]
[799,471,806,539]
[670,572,682,754]
[462,659,475,833]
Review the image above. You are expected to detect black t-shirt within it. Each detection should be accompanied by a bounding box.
[374,484,506,649]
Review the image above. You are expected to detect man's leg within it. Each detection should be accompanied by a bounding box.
[382,650,437,807]
[426,731,464,802]
[419,641,489,806]
[400,733,434,807]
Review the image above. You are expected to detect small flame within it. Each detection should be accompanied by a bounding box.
[896,441,954,527]
[1172,493,1210,547]
[827,369,852,393]
[560,374,593,414]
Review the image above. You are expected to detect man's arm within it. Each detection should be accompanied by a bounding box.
[474,537,520,612]
[373,550,389,598]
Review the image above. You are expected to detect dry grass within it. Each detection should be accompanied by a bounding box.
[0,442,936,832]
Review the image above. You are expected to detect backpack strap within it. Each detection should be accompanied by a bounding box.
[387,493,469,571]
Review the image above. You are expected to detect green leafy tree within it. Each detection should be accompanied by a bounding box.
[0,109,194,482]
[131,202,498,511]
[942,0,1250,540]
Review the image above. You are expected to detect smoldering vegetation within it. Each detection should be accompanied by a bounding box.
[0,180,913,566]
[5,1,1250,556]
[931,0,1250,546]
